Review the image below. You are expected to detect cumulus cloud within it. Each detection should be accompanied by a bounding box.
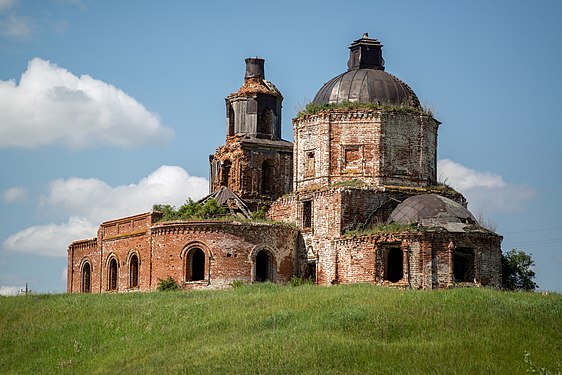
[0,58,173,149]
[438,159,536,214]
[42,165,208,223]
[1,186,26,203]
[4,217,97,256]
[4,166,209,257]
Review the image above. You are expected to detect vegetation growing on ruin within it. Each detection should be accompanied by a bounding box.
[153,198,228,221]
[344,222,417,237]
[331,179,367,188]
[1,285,560,374]
[296,100,433,118]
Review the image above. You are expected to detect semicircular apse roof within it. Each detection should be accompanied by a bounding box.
[388,194,476,226]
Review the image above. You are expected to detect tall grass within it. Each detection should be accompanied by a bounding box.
[1,284,560,374]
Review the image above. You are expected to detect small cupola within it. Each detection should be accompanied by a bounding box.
[245,57,265,79]
[347,33,385,71]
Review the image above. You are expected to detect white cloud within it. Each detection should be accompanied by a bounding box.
[4,166,209,257]
[4,216,96,256]
[1,186,26,203]
[438,159,536,214]
[0,58,173,149]
[0,285,21,296]
[43,165,208,223]
[0,13,32,38]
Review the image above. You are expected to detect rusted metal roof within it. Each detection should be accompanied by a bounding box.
[388,194,477,230]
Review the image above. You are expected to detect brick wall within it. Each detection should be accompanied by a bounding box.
[293,110,439,191]
[68,217,300,293]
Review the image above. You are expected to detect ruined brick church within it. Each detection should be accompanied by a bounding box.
[68,34,502,293]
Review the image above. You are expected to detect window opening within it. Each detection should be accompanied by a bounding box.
[261,159,275,195]
[384,248,403,282]
[303,201,312,229]
[186,248,205,281]
[260,108,272,135]
[81,262,91,293]
[108,258,118,291]
[453,247,475,282]
[305,152,315,178]
[221,160,232,187]
[129,254,139,288]
[255,250,274,282]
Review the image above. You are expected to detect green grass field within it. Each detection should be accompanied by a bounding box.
[1,284,560,374]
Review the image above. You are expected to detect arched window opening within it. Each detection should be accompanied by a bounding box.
[261,159,275,196]
[129,254,139,288]
[255,250,274,282]
[221,160,232,187]
[108,258,118,291]
[81,262,91,293]
[384,248,403,283]
[454,247,475,282]
[260,108,272,135]
[186,248,205,282]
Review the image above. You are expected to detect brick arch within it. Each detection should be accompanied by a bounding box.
[79,257,93,293]
[105,253,120,291]
[180,241,212,284]
[127,251,140,289]
[250,245,279,282]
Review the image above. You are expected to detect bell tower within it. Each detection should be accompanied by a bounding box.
[209,58,293,211]
[225,57,283,140]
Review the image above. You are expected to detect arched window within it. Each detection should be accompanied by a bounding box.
[81,262,91,293]
[186,248,205,281]
[384,248,403,283]
[255,249,275,282]
[108,258,118,291]
[221,160,232,187]
[454,247,475,282]
[261,159,275,196]
[129,254,139,288]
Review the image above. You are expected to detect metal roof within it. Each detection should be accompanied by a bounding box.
[388,194,477,229]
[312,34,420,108]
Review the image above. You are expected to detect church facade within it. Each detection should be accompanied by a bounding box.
[67,34,502,293]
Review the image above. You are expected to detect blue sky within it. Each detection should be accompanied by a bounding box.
[1,0,560,294]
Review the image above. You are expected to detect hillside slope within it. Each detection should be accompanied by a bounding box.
[1,284,560,374]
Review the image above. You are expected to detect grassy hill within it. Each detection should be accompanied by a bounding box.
[1,284,560,374]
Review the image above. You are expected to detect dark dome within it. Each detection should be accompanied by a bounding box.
[388,194,476,226]
[313,69,420,107]
[312,34,420,108]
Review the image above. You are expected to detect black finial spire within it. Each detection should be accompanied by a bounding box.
[347,33,385,71]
